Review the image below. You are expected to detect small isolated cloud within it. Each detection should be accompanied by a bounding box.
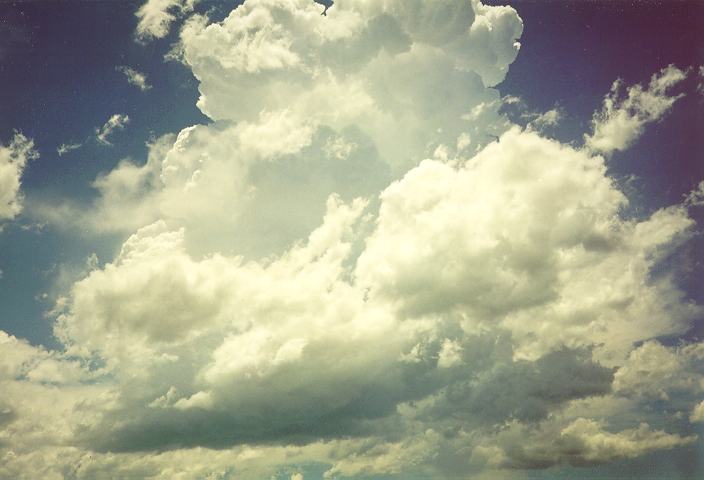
[697,66,704,96]
[528,108,561,131]
[135,0,197,42]
[585,64,687,154]
[685,181,704,207]
[0,132,37,222]
[56,142,82,156]
[96,114,130,146]
[117,66,152,91]
[502,94,523,106]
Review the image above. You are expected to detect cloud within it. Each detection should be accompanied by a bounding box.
[116,65,152,91]
[3,1,704,479]
[0,132,37,222]
[135,0,197,42]
[178,0,521,167]
[481,418,696,469]
[56,142,82,156]
[95,113,130,146]
[685,180,704,207]
[49,125,701,465]
[585,64,687,154]
[527,107,561,131]
[38,0,522,255]
[691,401,704,423]
[357,127,698,361]
[0,330,86,385]
[0,329,105,477]
[613,341,704,402]
[497,95,562,133]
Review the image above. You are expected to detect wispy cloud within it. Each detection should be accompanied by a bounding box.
[684,180,704,207]
[117,66,152,91]
[56,142,82,156]
[585,64,688,154]
[135,0,197,42]
[95,114,129,146]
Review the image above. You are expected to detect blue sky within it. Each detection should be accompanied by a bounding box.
[0,1,703,479]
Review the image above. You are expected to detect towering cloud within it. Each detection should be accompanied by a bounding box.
[2,1,702,479]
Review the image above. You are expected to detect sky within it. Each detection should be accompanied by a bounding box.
[0,0,703,479]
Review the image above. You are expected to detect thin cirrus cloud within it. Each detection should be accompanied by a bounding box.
[2,1,703,479]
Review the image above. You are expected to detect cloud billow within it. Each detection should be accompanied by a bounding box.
[2,1,703,479]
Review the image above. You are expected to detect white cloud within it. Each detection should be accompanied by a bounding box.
[3,2,704,479]
[56,142,82,156]
[527,107,561,131]
[96,113,130,146]
[38,0,522,255]
[117,66,152,91]
[357,127,698,361]
[685,180,704,207]
[178,0,521,171]
[43,125,700,471]
[496,95,561,133]
[135,0,197,42]
[0,331,87,385]
[613,341,704,401]
[0,132,37,222]
[585,64,687,154]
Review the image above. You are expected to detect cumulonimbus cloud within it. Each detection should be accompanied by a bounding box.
[3,1,703,479]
